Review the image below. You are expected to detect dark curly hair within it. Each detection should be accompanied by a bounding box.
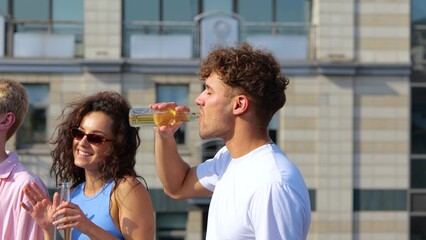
[199,43,289,125]
[49,91,143,188]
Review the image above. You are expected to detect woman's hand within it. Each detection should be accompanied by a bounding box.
[21,182,59,231]
[53,201,94,235]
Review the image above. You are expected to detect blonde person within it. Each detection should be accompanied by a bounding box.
[22,91,155,240]
[0,78,49,239]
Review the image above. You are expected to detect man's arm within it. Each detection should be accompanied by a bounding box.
[154,123,211,199]
[150,102,211,199]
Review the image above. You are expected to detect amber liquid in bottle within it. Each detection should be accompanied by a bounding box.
[129,108,200,127]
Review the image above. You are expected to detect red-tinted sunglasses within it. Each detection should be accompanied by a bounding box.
[71,128,112,146]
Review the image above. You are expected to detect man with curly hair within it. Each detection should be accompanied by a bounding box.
[150,43,311,239]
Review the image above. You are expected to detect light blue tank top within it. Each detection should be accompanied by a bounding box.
[70,180,124,240]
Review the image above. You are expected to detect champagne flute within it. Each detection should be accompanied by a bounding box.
[54,181,71,240]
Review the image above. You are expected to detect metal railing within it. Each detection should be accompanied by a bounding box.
[3,17,84,58]
[2,15,315,60]
[123,20,196,58]
[123,17,315,60]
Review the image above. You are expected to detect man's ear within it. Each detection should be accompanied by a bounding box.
[233,95,249,115]
[0,112,16,130]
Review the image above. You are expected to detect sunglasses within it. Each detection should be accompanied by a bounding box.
[71,128,112,146]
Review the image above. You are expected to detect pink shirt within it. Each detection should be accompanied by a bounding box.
[0,151,48,240]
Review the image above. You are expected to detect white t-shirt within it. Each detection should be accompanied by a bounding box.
[197,143,311,240]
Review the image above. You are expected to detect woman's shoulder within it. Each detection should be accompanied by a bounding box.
[115,175,145,187]
[113,176,148,199]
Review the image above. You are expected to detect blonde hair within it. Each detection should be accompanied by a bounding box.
[0,79,28,140]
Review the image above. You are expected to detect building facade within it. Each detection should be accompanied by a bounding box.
[1,0,424,239]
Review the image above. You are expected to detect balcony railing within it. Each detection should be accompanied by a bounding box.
[1,13,315,61]
[123,20,196,59]
[124,12,315,61]
[2,16,84,58]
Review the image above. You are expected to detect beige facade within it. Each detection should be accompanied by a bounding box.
[284,74,410,239]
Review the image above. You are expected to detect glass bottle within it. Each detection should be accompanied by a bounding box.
[129,108,200,127]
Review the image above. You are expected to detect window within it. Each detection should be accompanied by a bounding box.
[308,189,316,211]
[0,0,7,16]
[123,0,199,57]
[156,213,187,240]
[411,217,426,240]
[269,113,278,144]
[237,0,311,22]
[163,0,198,21]
[125,0,159,22]
[202,0,232,13]
[412,0,426,77]
[411,0,426,237]
[17,84,49,149]
[14,0,49,21]
[125,0,199,22]
[411,88,426,154]
[149,189,189,240]
[201,138,224,162]
[52,0,83,31]
[156,84,190,144]
[12,0,83,32]
[276,0,311,22]
[123,0,312,59]
[412,0,426,24]
[3,0,83,58]
[353,189,407,211]
[410,86,426,238]
[238,0,272,22]
[237,0,312,60]
[412,193,426,212]
[412,158,426,188]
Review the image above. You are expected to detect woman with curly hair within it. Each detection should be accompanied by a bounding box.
[21,91,155,240]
